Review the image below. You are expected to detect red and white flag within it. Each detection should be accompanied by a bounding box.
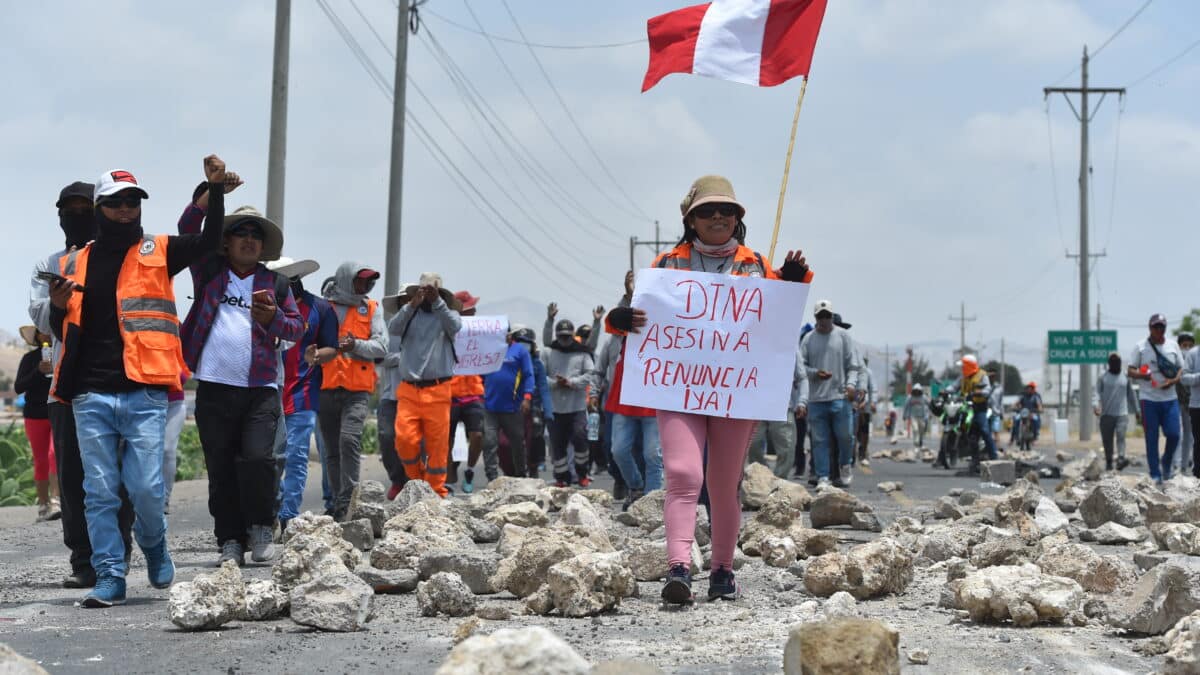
[642,0,828,92]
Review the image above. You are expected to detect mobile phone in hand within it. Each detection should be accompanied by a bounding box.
[36,270,85,292]
[251,289,274,305]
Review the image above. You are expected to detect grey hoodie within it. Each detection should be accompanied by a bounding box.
[800,327,862,403]
[389,295,461,382]
[543,338,595,414]
[324,261,388,363]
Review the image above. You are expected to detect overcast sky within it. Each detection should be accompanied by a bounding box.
[5,0,1199,382]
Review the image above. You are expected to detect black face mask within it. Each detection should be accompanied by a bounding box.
[94,207,143,250]
[59,211,96,248]
[419,300,434,313]
[290,278,305,297]
[1108,358,1121,374]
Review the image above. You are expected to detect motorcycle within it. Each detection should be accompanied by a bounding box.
[1017,408,1037,451]
[934,394,971,469]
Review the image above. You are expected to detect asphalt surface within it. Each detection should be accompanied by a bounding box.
[0,432,1159,674]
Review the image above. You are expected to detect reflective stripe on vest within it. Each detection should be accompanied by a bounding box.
[55,234,187,394]
[322,299,379,392]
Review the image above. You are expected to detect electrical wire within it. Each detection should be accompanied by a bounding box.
[314,0,608,303]
[419,28,628,244]
[423,7,645,50]
[1127,36,1200,88]
[459,0,652,224]
[1049,0,1154,84]
[500,0,657,223]
[1102,100,1123,252]
[1044,102,1069,254]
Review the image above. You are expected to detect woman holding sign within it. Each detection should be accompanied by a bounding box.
[607,175,812,604]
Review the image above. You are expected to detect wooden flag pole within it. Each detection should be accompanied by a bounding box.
[766,77,809,267]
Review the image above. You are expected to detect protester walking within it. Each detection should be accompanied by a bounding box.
[1175,332,1195,476]
[1094,352,1138,471]
[180,189,304,565]
[1182,335,1200,478]
[268,257,339,530]
[544,318,596,487]
[853,357,875,466]
[902,383,931,449]
[30,180,135,589]
[15,325,60,522]
[519,327,554,477]
[49,157,228,607]
[448,290,486,491]
[1128,313,1186,486]
[320,263,388,519]
[479,326,535,484]
[608,175,812,604]
[389,273,462,497]
[801,300,860,489]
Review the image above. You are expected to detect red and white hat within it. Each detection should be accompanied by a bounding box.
[95,169,150,201]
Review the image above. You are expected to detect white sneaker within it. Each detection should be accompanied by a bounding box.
[817,477,831,489]
[839,465,853,486]
[861,458,871,467]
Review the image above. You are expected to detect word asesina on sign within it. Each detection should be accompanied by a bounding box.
[453,315,508,375]
[619,269,808,421]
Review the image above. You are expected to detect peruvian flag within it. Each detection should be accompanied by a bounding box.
[642,0,828,92]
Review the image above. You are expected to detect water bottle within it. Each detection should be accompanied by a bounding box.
[586,411,601,442]
[41,342,52,378]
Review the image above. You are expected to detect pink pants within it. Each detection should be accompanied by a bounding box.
[24,418,56,482]
[659,410,756,570]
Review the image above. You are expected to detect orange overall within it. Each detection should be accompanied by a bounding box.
[395,378,454,496]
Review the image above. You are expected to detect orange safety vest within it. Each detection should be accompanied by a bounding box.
[55,234,188,395]
[653,242,792,280]
[322,299,378,392]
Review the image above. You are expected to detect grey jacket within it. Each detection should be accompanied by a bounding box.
[389,296,462,382]
[1179,348,1200,409]
[903,395,930,421]
[324,261,389,362]
[1094,370,1138,416]
[542,342,594,414]
[800,327,862,403]
[543,314,600,351]
[594,336,622,397]
[379,334,403,401]
[29,250,67,389]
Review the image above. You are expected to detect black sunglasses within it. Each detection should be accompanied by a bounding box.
[100,195,142,209]
[691,203,740,219]
[229,226,265,241]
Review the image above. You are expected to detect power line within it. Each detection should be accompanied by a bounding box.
[418,28,628,244]
[1049,0,1154,84]
[1092,0,1153,58]
[1101,100,1123,252]
[423,7,645,50]
[314,0,608,302]
[1127,36,1200,88]
[1043,102,1068,254]
[500,0,656,223]
[459,0,652,224]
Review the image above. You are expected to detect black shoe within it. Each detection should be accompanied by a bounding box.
[807,475,818,487]
[708,566,740,601]
[831,478,848,489]
[613,481,628,502]
[661,564,694,605]
[623,489,644,513]
[63,570,96,589]
[1116,457,1130,471]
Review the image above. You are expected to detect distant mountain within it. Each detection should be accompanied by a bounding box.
[858,338,1047,393]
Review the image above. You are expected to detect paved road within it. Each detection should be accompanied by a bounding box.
[0,433,1155,674]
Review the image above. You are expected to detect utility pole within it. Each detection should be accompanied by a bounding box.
[1045,46,1124,442]
[383,0,411,296]
[266,0,290,225]
[948,301,977,359]
[1096,304,1101,331]
[629,235,676,271]
[1000,337,1006,395]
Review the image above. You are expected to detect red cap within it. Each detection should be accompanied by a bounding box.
[454,290,479,311]
[356,269,380,280]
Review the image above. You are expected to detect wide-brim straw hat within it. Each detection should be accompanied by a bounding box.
[265,256,319,280]
[18,325,39,347]
[395,272,462,311]
[223,205,284,262]
[679,175,746,224]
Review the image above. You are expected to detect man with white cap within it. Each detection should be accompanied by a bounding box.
[178,187,305,566]
[799,299,861,488]
[1129,313,1186,485]
[267,257,339,531]
[47,156,228,607]
[321,262,389,519]
[389,272,463,497]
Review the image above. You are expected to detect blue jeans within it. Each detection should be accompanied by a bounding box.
[612,414,663,492]
[278,410,317,522]
[809,399,853,478]
[73,389,169,579]
[1142,399,1182,480]
[313,417,333,512]
[974,412,997,460]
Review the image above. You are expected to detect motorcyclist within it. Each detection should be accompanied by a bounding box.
[1016,382,1044,445]
[946,355,998,472]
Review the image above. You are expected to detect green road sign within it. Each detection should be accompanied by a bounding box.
[1047,330,1117,364]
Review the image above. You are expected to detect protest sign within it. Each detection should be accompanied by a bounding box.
[618,269,808,421]
[454,315,508,375]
